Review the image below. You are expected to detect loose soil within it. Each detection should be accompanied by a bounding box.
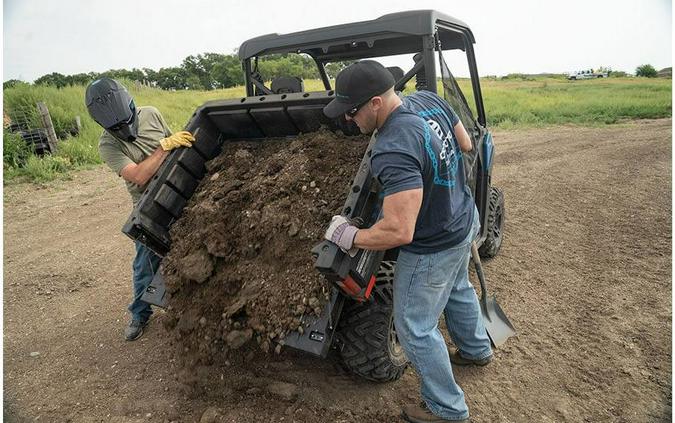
[4,120,672,422]
[163,131,367,366]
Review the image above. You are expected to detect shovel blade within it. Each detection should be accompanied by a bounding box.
[480,294,517,348]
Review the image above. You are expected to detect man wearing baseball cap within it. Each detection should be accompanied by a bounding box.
[323,60,493,423]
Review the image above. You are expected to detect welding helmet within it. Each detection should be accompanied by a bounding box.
[85,78,138,142]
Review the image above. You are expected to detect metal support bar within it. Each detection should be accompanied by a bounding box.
[465,42,486,127]
[244,59,254,97]
[395,60,425,92]
[315,59,332,90]
[251,77,274,95]
[421,35,437,94]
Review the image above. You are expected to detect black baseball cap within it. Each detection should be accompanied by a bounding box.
[323,60,395,119]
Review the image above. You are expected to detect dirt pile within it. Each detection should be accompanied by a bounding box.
[162,129,368,366]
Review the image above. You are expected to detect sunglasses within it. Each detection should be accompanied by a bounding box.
[346,99,371,118]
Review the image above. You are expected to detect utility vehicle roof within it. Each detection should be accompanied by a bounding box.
[238,10,474,61]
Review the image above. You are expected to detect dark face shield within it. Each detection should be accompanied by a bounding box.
[106,101,138,142]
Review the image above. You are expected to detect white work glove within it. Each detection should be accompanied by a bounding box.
[324,215,359,257]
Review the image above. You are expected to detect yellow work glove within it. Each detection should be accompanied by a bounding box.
[159,131,195,151]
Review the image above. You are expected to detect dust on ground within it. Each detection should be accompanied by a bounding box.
[4,119,672,422]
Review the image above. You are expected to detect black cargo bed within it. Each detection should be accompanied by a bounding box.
[122,90,342,255]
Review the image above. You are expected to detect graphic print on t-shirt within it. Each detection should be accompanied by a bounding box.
[417,107,460,187]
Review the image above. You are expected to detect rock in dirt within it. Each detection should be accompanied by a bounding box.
[266,381,300,401]
[176,310,200,335]
[287,221,300,237]
[178,249,213,283]
[225,329,253,350]
[199,406,223,423]
[225,298,247,318]
[234,149,253,161]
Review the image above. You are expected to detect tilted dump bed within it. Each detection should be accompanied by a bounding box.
[123,90,376,357]
[123,90,344,256]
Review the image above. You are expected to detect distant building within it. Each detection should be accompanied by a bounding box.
[657,67,672,78]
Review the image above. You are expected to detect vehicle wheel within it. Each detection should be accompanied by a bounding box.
[336,261,408,382]
[479,186,505,258]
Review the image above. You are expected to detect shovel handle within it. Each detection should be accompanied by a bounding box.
[471,242,489,308]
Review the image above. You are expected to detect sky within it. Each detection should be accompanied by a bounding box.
[2,0,672,82]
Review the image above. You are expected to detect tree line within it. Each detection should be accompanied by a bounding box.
[4,52,352,90]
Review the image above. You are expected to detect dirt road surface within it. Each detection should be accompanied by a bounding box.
[4,120,672,422]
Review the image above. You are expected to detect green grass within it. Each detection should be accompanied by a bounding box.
[454,77,672,128]
[3,81,242,183]
[3,77,671,183]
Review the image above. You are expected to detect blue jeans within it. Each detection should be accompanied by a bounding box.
[129,241,162,323]
[393,209,492,420]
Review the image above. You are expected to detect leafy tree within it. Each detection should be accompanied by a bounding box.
[155,67,189,90]
[34,72,69,88]
[185,75,204,90]
[3,79,28,89]
[636,64,657,78]
[609,70,629,78]
[258,55,303,80]
[210,55,244,88]
[142,68,158,85]
[28,51,338,90]
[596,66,612,75]
[182,55,211,89]
[68,72,97,86]
[325,61,356,79]
[180,53,246,89]
[100,68,146,82]
[255,54,322,81]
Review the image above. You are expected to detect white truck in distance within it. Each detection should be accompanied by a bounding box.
[568,69,609,80]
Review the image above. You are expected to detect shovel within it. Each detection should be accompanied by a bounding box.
[470,241,516,347]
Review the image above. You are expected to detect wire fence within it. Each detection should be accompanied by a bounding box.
[4,104,56,156]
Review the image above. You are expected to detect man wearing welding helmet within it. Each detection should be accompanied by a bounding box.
[85,78,195,341]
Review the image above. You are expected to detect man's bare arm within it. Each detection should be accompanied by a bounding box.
[120,147,168,186]
[455,120,473,152]
[353,188,423,250]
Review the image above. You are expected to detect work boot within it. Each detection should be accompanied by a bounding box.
[125,319,147,341]
[402,402,469,422]
[449,349,493,367]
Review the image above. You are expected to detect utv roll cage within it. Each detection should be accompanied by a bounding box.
[237,10,487,127]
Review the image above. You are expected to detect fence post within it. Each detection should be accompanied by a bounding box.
[36,102,58,153]
[75,115,82,134]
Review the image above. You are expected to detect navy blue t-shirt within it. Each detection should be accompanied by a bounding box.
[370,90,475,253]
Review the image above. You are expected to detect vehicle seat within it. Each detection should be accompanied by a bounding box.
[271,76,304,94]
